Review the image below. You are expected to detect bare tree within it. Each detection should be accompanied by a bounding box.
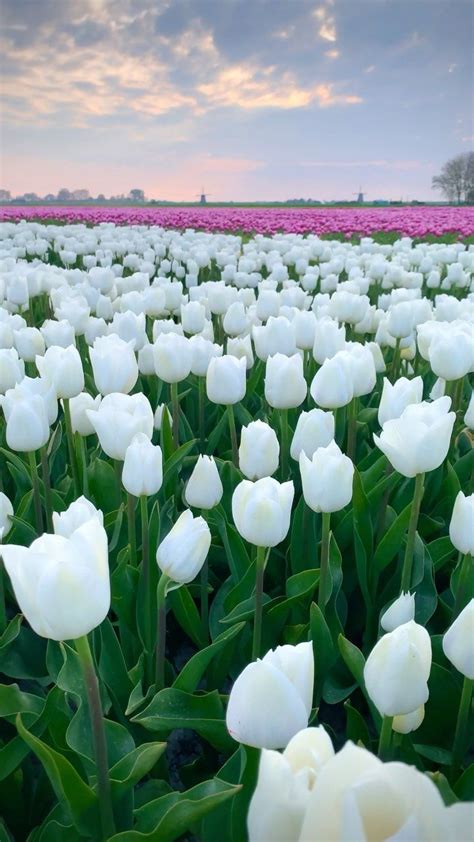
[432,152,474,203]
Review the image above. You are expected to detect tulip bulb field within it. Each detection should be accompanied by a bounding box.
[0,214,473,841]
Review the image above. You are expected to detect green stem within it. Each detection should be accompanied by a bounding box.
[171,382,180,449]
[252,546,266,660]
[454,553,473,617]
[198,376,205,447]
[127,493,137,566]
[40,446,53,532]
[318,512,331,613]
[390,338,401,382]
[346,396,358,462]
[0,555,6,634]
[155,574,170,689]
[140,496,151,645]
[63,398,80,496]
[200,559,209,643]
[77,433,89,496]
[451,676,473,776]
[400,473,425,593]
[227,404,239,467]
[75,635,115,840]
[280,408,289,480]
[28,450,43,534]
[378,715,393,760]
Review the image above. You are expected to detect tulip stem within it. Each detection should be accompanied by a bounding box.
[75,634,116,841]
[346,397,358,462]
[200,559,209,642]
[0,554,6,634]
[378,715,393,760]
[252,546,266,660]
[454,553,473,618]
[28,450,43,534]
[390,338,401,382]
[127,493,137,567]
[63,398,80,496]
[140,495,151,647]
[451,676,473,776]
[198,376,205,447]
[170,382,180,449]
[227,404,239,467]
[318,512,331,613]
[155,573,170,689]
[400,473,425,593]
[76,433,89,496]
[40,446,53,532]
[280,408,289,480]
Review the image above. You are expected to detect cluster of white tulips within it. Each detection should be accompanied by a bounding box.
[0,219,473,841]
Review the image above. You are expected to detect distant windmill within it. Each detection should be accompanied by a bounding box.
[353,187,365,204]
[195,188,211,205]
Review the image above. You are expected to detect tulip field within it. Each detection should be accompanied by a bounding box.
[0,216,473,841]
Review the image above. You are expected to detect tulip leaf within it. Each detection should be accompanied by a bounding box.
[454,764,474,801]
[338,634,381,727]
[353,469,373,560]
[220,593,271,626]
[132,688,233,753]
[109,779,240,841]
[290,496,317,574]
[372,502,412,576]
[0,613,22,652]
[99,619,134,712]
[344,700,371,748]
[429,536,455,572]
[110,742,167,794]
[1,622,48,680]
[88,458,121,513]
[163,439,197,486]
[173,622,245,693]
[168,585,208,649]
[0,448,31,487]
[15,713,99,836]
[310,602,336,693]
[205,410,229,456]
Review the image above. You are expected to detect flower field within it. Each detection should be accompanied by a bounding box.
[1,204,474,238]
[0,218,473,841]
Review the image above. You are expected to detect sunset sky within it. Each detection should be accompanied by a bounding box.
[1,0,472,202]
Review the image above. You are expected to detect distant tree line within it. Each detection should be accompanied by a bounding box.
[432,152,474,204]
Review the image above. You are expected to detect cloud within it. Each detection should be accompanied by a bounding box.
[301,160,424,170]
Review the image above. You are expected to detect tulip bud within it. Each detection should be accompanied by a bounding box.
[189,335,222,377]
[153,402,172,431]
[90,334,138,395]
[184,455,223,509]
[312,318,346,365]
[226,642,314,748]
[392,705,425,734]
[465,391,474,430]
[122,433,163,497]
[239,420,280,480]
[1,499,110,640]
[429,330,473,382]
[290,408,335,461]
[227,335,254,369]
[449,492,474,555]
[0,491,13,541]
[364,620,432,716]
[181,301,206,335]
[232,477,294,547]
[378,376,424,427]
[68,392,102,436]
[36,345,84,399]
[87,392,153,461]
[2,393,50,452]
[206,355,246,405]
[442,600,474,679]
[13,327,45,362]
[153,333,192,384]
[156,509,211,584]
[310,352,353,409]
[223,301,248,337]
[373,397,455,478]
[300,441,353,514]
[380,591,415,632]
[248,726,334,842]
[265,353,307,409]
[0,348,24,394]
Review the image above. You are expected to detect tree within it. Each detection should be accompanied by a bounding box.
[432,152,474,203]
[128,188,145,202]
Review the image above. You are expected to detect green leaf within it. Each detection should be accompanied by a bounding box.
[132,689,233,753]
[99,619,133,713]
[110,742,166,796]
[88,458,121,513]
[168,586,208,649]
[109,779,240,841]
[373,502,411,576]
[173,623,245,693]
[344,700,371,747]
[454,764,474,801]
[353,468,373,559]
[338,634,380,727]
[290,497,316,574]
[310,602,336,693]
[163,439,197,486]
[15,713,99,836]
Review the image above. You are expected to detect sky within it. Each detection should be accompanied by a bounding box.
[0,0,472,202]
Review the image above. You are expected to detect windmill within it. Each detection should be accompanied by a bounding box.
[353,187,365,204]
[195,188,211,205]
